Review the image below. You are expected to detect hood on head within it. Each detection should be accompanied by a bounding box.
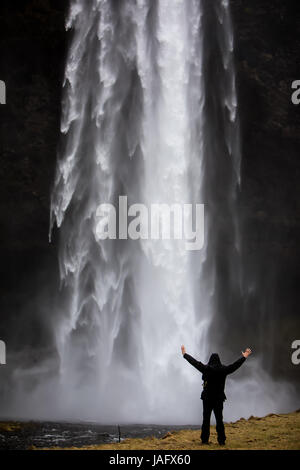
[208,353,222,367]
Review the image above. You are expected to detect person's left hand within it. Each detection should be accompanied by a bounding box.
[181,345,186,356]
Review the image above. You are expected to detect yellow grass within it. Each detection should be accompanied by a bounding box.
[31,410,300,450]
[0,422,22,432]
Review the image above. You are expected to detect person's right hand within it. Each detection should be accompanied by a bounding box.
[242,348,252,358]
[181,345,186,356]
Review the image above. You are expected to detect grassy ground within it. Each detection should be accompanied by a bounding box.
[0,422,22,433]
[35,411,300,450]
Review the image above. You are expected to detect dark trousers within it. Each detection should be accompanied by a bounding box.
[201,399,226,444]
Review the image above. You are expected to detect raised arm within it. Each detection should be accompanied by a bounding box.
[181,345,206,373]
[225,348,252,375]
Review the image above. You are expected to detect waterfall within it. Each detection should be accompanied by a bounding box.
[49,0,242,423]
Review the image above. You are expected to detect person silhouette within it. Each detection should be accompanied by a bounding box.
[181,345,252,445]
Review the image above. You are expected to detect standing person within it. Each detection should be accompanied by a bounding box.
[181,345,252,445]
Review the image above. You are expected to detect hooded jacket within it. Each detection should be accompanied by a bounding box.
[183,352,246,401]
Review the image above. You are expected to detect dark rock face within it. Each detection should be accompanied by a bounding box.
[0,0,68,349]
[228,0,300,382]
[0,0,299,387]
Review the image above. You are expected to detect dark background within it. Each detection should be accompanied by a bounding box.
[0,0,299,387]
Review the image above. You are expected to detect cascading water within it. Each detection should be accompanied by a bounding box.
[48,0,242,423]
